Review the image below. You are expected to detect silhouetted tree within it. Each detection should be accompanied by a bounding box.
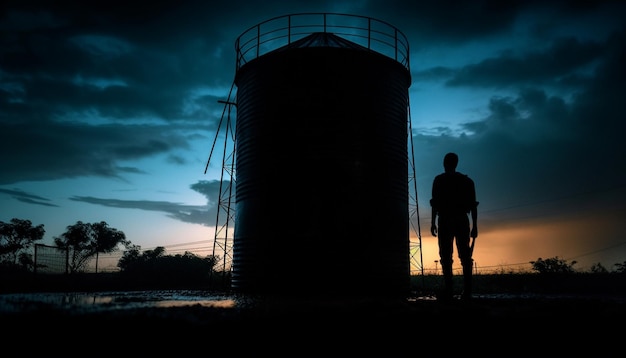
[615,261,626,274]
[116,243,143,271]
[0,218,45,267]
[118,245,218,288]
[530,256,577,274]
[590,262,609,273]
[54,221,129,273]
[117,245,166,273]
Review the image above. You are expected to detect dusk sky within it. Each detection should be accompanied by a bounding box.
[1,0,625,274]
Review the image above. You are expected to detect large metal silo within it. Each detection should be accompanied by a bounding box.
[232,14,412,297]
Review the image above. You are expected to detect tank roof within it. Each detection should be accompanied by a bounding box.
[235,13,410,73]
[276,32,370,51]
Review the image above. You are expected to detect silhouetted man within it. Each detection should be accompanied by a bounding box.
[430,152,478,301]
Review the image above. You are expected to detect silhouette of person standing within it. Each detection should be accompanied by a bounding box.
[430,152,478,301]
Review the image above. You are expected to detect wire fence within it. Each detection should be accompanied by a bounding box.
[33,243,124,274]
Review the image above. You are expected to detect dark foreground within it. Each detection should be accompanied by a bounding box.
[3,292,624,357]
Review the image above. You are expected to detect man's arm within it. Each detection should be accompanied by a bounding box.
[468,177,478,238]
[470,205,478,238]
[430,178,439,237]
[431,205,438,237]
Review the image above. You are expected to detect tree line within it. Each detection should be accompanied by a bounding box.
[530,256,626,274]
[2,217,625,277]
[0,218,219,279]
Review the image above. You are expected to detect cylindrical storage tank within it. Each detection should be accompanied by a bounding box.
[233,15,411,297]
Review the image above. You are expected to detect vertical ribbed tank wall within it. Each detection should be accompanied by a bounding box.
[233,32,411,297]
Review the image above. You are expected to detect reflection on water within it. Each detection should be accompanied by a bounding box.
[0,290,238,313]
[3,290,623,314]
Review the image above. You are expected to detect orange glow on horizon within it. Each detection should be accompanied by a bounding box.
[413,210,625,274]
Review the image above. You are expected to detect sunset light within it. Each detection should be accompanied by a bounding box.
[1,1,625,278]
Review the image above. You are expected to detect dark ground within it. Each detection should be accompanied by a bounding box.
[3,291,624,357]
[2,273,625,357]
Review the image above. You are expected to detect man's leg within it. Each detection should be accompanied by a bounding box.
[441,259,454,299]
[461,258,473,300]
[438,235,454,301]
[458,237,473,300]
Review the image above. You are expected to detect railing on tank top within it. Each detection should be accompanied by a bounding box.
[235,12,410,73]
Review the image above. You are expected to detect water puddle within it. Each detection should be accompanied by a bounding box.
[2,290,623,315]
[0,290,238,313]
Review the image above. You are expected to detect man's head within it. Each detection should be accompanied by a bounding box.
[443,152,458,172]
